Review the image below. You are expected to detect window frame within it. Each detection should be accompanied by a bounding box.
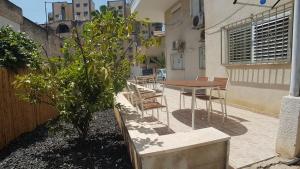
[84,11,88,17]
[199,46,206,69]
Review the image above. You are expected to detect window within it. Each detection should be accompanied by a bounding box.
[76,12,81,16]
[84,11,88,16]
[228,24,252,63]
[84,3,88,7]
[252,14,290,62]
[225,3,292,65]
[76,3,80,7]
[118,6,123,9]
[199,46,205,69]
[171,53,184,70]
[61,7,66,20]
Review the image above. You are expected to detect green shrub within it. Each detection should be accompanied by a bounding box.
[0,26,40,71]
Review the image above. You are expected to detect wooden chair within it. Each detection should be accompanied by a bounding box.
[196,77,228,123]
[179,76,209,109]
[126,82,156,105]
[130,83,170,128]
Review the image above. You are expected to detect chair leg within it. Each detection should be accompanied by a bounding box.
[208,89,213,123]
[205,100,209,114]
[183,94,185,108]
[223,100,227,121]
[157,109,159,120]
[141,104,144,118]
[217,89,225,124]
[164,96,170,128]
[208,100,213,122]
[179,89,182,109]
[220,99,225,123]
[224,95,228,119]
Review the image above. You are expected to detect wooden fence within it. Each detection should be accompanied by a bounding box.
[0,68,57,150]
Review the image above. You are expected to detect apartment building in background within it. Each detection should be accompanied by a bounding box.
[107,0,128,17]
[45,0,95,38]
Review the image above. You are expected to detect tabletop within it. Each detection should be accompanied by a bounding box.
[162,80,223,88]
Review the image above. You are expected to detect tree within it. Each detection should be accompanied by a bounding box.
[14,6,158,140]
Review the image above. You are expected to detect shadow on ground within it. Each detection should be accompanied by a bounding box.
[172,109,248,136]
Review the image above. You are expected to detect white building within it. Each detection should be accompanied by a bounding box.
[131,0,293,117]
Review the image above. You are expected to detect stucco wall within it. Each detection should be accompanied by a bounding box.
[0,0,22,31]
[21,18,62,57]
[0,16,20,31]
[204,0,292,116]
[165,0,205,80]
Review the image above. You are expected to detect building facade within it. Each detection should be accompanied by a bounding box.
[0,0,62,57]
[49,2,73,22]
[73,0,95,21]
[108,0,166,76]
[131,0,293,116]
[107,0,128,17]
[164,0,205,80]
[46,0,95,38]
[204,0,292,116]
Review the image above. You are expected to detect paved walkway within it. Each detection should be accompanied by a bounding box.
[139,86,279,169]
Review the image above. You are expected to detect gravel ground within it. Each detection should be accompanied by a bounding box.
[0,110,132,169]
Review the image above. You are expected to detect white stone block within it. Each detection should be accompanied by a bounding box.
[276,96,300,158]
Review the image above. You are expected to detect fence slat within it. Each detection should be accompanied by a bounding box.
[0,68,57,150]
[0,69,6,148]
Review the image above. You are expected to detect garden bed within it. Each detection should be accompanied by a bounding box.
[0,110,132,169]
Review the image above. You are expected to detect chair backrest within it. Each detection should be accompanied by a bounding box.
[213,77,228,90]
[125,82,131,92]
[196,76,209,81]
[129,83,142,99]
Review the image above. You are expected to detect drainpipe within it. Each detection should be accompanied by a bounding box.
[290,0,300,97]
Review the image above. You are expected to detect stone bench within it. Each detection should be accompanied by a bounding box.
[115,91,230,169]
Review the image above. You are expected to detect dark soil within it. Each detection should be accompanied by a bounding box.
[0,110,133,169]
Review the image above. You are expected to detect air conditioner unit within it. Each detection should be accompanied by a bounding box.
[192,13,204,30]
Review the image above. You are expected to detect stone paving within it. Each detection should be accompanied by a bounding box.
[243,157,300,169]
[140,85,280,169]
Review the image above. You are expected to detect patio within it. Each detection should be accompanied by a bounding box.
[118,84,279,169]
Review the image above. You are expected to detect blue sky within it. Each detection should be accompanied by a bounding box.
[9,0,107,24]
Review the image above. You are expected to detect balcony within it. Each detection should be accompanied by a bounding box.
[128,0,175,22]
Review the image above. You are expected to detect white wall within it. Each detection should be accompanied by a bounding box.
[0,16,20,32]
[204,0,292,116]
[165,0,205,80]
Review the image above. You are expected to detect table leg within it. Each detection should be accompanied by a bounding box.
[191,88,196,130]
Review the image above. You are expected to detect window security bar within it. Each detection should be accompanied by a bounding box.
[222,2,293,65]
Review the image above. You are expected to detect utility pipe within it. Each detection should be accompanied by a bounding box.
[290,0,300,97]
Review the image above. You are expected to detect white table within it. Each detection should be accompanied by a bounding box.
[162,80,223,129]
